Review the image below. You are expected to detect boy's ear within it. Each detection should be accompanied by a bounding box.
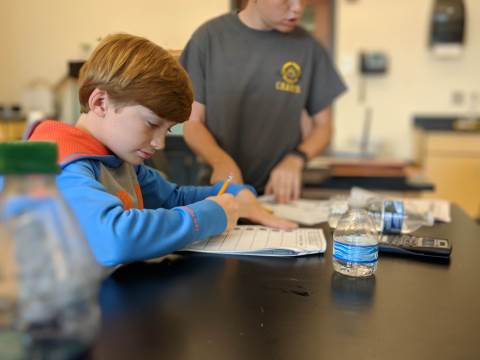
[88,88,110,118]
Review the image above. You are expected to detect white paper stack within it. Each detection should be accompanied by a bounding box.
[182,225,326,257]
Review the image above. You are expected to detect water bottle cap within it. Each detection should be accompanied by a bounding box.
[0,141,59,174]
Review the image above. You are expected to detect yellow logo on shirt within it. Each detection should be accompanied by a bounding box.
[276,61,302,94]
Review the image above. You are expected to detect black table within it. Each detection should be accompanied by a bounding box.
[302,167,435,193]
[90,205,480,360]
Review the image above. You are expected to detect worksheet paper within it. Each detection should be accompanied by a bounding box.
[182,226,326,257]
[259,196,331,225]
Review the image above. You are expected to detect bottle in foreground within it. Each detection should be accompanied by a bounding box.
[332,197,378,277]
[0,141,102,358]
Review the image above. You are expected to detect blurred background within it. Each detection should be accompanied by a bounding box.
[0,0,478,218]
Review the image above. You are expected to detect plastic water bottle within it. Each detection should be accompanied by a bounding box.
[0,141,102,358]
[332,198,378,277]
[328,192,434,234]
[365,198,434,234]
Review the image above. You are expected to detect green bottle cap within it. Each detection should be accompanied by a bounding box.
[0,141,59,174]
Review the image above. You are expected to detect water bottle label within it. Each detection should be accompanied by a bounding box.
[333,242,378,264]
[382,200,404,233]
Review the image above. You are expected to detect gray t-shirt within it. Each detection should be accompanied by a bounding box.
[180,13,346,192]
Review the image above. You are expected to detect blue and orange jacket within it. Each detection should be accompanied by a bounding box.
[24,120,254,266]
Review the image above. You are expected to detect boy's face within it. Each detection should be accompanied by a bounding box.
[100,104,175,165]
[256,0,305,32]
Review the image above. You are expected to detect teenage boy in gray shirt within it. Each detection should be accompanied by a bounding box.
[180,0,346,203]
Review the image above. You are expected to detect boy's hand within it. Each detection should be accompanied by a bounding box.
[264,154,304,204]
[210,158,244,184]
[208,194,239,231]
[235,189,298,230]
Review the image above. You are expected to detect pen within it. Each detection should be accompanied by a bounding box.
[217,175,233,196]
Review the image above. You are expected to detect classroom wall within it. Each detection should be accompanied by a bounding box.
[0,0,229,104]
[334,0,480,159]
[2,0,479,162]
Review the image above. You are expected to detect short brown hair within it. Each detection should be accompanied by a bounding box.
[78,33,193,123]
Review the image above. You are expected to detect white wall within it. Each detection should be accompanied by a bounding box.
[334,0,480,159]
[0,0,229,104]
[2,0,479,160]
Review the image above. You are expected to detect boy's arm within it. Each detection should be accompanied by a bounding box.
[59,162,228,267]
[138,164,296,230]
[183,101,244,184]
[137,165,255,209]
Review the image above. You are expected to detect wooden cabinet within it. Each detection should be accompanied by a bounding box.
[0,120,27,141]
[416,130,480,218]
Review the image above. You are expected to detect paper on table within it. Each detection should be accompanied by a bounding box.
[403,199,451,223]
[182,225,326,257]
[258,194,451,224]
[259,195,330,225]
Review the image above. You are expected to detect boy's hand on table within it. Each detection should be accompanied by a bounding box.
[235,189,298,230]
[264,154,304,204]
[210,158,243,185]
[208,194,239,231]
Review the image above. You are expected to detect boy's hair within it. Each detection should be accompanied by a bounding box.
[78,33,193,123]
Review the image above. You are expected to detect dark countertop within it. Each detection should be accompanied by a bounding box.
[414,115,480,132]
[303,167,434,192]
[86,205,480,360]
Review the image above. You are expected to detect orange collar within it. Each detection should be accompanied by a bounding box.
[27,120,112,164]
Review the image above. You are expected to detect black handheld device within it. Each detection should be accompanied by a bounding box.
[379,234,451,259]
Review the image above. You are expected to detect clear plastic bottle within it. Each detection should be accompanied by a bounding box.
[332,198,378,277]
[328,194,434,234]
[0,141,101,358]
[365,198,434,234]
